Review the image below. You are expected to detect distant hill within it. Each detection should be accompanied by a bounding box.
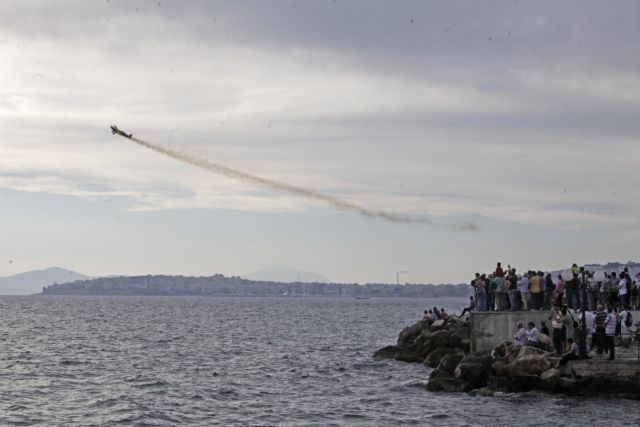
[42,275,473,298]
[243,266,331,283]
[0,267,91,295]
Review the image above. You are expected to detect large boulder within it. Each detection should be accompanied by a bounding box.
[437,353,465,375]
[429,319,447,331]
[372,345,424,363]
[517,345,549,358]
[537,333,552,351]
[505,354,551,377]
[394,351,426,363]
[448,328,470,348]
[539,368,561,391]
[373,345,400,359]
[454,353,492,389]
[423,346,455,368]
[397,321,428,348]
[426,376,468,392]
[408,329,451,357]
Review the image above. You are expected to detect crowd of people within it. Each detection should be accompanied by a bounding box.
[505,303,635,362]
[470,262,640,312]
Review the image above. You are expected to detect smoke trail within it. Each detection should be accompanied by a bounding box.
[126,135,453,226]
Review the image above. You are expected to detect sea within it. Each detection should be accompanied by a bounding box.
[0,296,638,426]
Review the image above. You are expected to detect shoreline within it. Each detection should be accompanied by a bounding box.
[374,313,640,400]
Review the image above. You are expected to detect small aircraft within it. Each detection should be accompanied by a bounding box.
[110,125,132,139]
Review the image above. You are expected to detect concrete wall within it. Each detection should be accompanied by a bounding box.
[470,309,640,353]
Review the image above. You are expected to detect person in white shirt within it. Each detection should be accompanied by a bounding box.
[525,321,540,346]
[513,321,528,347]
[619,306,631,347]
[618,275,629,307]
[583,309,596,346]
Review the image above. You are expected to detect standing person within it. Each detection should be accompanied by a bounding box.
[551,306,566,356]
[487,275,496,311]
[630,281,638,310]
[584,309,596,349]
[562,305,576,350]
[588,273,598,311]
[598,275,607,306]
[566,267,578,309]
[471,273,480,308]
[494,262,505,311]
[604,305,618,360]
[508,269,519,311]
[538,271,547,310]
[475,274,487,311]
[520,273,530,311]
[608,273,620,307]
[618,273,629,307]
[544,272,554,310]
[619,305,631,348]
[529,271,541,310]
[592,305,608,354]
[554,275,565,306]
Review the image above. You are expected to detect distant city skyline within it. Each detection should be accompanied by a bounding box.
[1,1,639,284]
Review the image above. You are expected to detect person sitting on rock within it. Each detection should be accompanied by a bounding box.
[432,307,442,320]
[440,308,449,320]
[513,321,528,348]
[525,321,540,346]
[558,337,579,366]
[460,296,476,316]
[421,309,431,323]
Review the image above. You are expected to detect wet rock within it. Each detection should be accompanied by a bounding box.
[537,333,552,351]
[539,368,560,391]
[492,360,507,377]
[517,345,549,358]
[397,321,428,348]
[454,353,492,389]
[424,346,454,368]
[395,351,426,363]
[448,328,469,348]
[557,377,579,394]
[429,319,447,331]
[437,353,465,375]
[505,354,551,377]
[373,345,400,359]
[427,376,469,392]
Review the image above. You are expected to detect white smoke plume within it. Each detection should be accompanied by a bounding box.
[124,134,476,229]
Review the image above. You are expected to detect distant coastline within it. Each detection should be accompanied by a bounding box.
[41,274,472,298]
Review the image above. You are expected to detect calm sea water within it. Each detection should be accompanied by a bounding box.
[0,296,637,426]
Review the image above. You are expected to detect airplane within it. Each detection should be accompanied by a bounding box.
[110,125,132,139]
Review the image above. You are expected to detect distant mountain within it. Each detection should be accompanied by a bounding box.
[0,267,91,295]
[243,266,331,283]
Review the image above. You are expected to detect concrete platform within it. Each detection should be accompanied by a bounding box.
[470,309,640,353]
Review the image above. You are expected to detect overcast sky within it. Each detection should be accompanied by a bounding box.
[1,0,639,284]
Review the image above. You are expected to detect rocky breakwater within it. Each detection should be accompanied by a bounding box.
[375,316,640,399]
